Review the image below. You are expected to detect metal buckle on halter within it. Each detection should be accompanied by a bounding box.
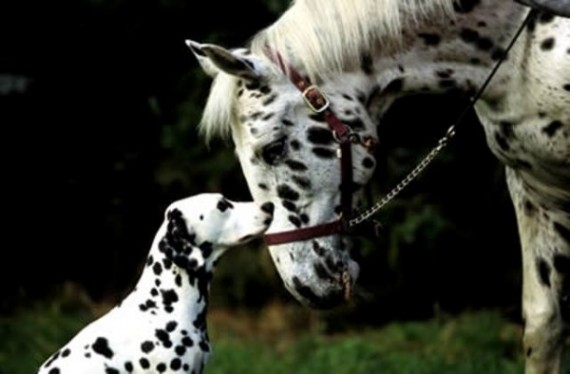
[302,85,330,113]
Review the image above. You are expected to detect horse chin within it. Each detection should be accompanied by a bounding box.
[270,238,360,310]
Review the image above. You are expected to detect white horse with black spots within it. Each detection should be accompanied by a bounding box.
[187,0,569,372]
[38,194,274,374]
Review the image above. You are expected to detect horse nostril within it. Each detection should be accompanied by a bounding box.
[261,202,274,215]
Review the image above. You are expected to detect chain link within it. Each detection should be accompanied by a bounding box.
[348,125,455,228]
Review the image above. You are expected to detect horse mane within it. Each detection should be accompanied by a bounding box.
[200,0,454,141]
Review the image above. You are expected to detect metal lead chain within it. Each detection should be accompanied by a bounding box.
[348,125,455,228]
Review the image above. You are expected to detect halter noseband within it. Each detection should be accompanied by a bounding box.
[263,51,375,246]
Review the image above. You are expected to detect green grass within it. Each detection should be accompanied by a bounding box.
[207,312,524,374]
[1,298,526,374]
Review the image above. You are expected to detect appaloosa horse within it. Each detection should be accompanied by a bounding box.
[187,0,569,372]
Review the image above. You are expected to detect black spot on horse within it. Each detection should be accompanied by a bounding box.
[286,159,308,171]
[262,94,277,106]
[307,127,334,145]
[542,121,563,137]
[523,200,537,216]
[495,132,510,151]
[553,254,570,274]
[540,37,555,51]
[418,33,441,46]
[476,37,494,51]
[277,184,300,201]
[292,276,343,309]
[292,175,312,190]
[289,215,302,227]
[156,363,167,372]
[384,78,404,93]
[453,0,480,13]
[361,53,374,74]
[282,200,297,212]
[312,147,336,159]
[460,28,479,43]
[563,84,570,92]
[105,368,120,374]
[537,258,551,287]
[538,12,555,24]
[491,48,507,61]
[92,337,114,359]
[554,222,570,243]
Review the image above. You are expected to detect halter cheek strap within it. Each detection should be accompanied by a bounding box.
[263,51,368,246]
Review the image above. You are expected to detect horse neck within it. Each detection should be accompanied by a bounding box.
[368,1,529,119]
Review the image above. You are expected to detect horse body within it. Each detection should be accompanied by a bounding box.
[190,0,569,372]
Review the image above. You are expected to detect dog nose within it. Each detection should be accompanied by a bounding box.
[261,202,274,215]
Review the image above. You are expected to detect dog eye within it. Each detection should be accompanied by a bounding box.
[261,138,287,165]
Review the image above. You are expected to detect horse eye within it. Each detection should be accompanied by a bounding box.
[261,138,287,165]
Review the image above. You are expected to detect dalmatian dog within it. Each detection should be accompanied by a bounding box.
[38,193,274,374]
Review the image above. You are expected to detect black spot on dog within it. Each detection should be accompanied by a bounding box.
[140,358,150,369]
[199,242,213,258]
[182,336,194,347]
[48,369,60,374]
[171,358,182,370]
[199,340,210,352]
[125,361,134,372]
[155,329,173,348]
[362,157,375,169]
[92,337,114,359]
[217,198,234,212]
[156,363,167,372]
[166,321,178,332]
[105,368,120,374]
[61,348,70,357]
[153,262,163,276]
[175,345,186,356]
[537,258,551,287]
[141,341,154,353]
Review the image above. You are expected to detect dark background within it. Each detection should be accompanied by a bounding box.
[1,0,522,326]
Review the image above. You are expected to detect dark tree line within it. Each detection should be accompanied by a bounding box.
[1,0,521,324]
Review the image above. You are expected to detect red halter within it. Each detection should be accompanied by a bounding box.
[263,51,359,246]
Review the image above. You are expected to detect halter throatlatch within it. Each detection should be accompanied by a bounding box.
[263,50,372,246]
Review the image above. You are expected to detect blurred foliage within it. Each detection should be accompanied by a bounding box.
[2,0,521,331]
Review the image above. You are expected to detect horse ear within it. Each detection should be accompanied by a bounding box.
[185,40,259,80]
